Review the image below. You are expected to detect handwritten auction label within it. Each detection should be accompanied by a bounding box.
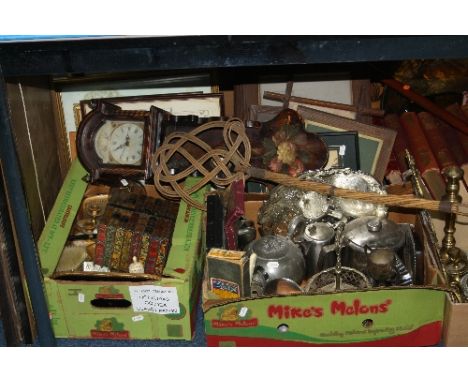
[128,286,180,315]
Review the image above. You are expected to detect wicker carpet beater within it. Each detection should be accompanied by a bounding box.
[151,118,468,216]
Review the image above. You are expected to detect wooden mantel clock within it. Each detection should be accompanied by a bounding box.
[76,100,165,184]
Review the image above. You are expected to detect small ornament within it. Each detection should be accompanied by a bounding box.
[129,256,144,274]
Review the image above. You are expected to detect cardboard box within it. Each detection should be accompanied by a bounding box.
[203,197,449,346]
[443,296,468,346]
[39,160,207,340]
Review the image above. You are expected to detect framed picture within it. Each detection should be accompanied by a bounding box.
[325,146,344,169]
[249,104,284,122]
[260,79,356,119]
[53,73,219,163]
[297,105,396,181]
[317,131,360,171]
[80,92,224,119]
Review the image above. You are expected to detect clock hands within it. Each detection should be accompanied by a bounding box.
[113,142,126,151]
[107,124,143,165]
[113,134,131,151]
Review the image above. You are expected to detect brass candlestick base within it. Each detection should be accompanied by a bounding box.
[445,247,468,284]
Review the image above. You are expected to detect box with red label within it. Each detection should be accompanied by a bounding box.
[202,195,449,346]
[39,160,207,340]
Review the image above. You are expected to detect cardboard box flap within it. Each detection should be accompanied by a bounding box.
[163,177,207,280]
[204,288,447,345]
[38,159,88,276]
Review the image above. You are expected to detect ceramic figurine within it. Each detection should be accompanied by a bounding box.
[129,256,144,273]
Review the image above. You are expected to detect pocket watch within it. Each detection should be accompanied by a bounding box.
[76,100,165,184]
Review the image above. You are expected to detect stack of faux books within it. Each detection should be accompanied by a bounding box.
[383,103,468,200]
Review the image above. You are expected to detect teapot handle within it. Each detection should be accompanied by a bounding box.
[251,266,267,297]
[287,215,308,243]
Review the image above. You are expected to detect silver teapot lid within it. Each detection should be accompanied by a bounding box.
[303,222,335,242]
[343,216,404,250]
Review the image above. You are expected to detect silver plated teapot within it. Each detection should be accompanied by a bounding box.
[341,216,405,275]
[246,235,306,297]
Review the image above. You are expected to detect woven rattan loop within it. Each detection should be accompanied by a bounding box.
[151,118,251,210]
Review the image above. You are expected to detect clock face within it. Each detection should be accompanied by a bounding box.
[94,120,145,165]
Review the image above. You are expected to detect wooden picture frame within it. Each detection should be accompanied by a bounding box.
[80,92,224,119]
[249,104,284,122]
[297,105,396,181]
[259,79,362,119]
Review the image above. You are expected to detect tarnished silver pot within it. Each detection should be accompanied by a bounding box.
[246,235,306,296]
[342,216,405,274]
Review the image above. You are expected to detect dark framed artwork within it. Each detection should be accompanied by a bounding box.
[317,131,360,171]
[297,105,396,181]
[325,146,344,169]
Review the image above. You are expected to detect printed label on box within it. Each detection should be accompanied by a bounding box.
[210,277,240,299]
[129,286,180,314]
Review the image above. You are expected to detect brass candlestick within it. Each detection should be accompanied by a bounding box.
[77,198,105,239]
[440,167,464,264]
[439,167,468,297]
